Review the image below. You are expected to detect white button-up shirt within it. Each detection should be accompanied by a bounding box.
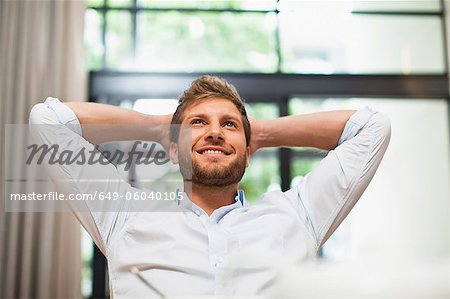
[29,98,391,298]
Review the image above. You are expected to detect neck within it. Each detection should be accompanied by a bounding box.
[184,181,239,215]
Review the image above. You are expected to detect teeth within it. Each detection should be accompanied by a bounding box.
[202,150,225,155]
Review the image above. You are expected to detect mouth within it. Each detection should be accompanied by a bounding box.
[195,147,232,156]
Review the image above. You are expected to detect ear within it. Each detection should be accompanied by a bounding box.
[245,146,251,168]
[169,142,179,164]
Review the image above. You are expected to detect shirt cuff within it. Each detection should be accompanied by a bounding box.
[337,106,376,145]
[44,97,83,136]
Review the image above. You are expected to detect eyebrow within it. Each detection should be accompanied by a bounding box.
[185,113,242,124]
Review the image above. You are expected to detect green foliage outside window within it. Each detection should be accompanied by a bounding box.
[106,11,133,69]
[240,155,279,203]
[137,11,277,72]
[87,0,103,8]
[139,0,270,10]
[240,103,280,202]
[85,0,278,71]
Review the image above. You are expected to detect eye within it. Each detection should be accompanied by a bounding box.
[191,119,204,125]
[224,121,236,128]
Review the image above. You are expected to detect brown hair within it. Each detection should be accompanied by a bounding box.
[170,75,251,146]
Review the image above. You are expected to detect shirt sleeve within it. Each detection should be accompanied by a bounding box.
[29,97,139,256]
[284,107,391,249]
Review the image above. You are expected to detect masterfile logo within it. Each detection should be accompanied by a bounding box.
[4,124,191,212]
[26,141,170,171]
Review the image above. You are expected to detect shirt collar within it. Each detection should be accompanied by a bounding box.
[177,188,246,221]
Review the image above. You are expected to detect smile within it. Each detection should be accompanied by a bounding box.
[199,149,229,155]
[195,147,232,156]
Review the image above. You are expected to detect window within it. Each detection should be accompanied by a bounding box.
[85,0,447,74]
[279,13,445,74]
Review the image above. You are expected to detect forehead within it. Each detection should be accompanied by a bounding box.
[183,97,241,118]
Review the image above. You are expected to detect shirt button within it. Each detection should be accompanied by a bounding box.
[195,210,201,216]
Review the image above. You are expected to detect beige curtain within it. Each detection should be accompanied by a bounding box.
[0,0,87,297]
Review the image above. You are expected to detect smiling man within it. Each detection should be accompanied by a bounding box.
[169,82,253,215]
[29,75,391,298]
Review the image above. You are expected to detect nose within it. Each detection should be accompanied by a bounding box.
[205,121,224,142]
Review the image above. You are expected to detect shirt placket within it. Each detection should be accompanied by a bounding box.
[200,217,233,295]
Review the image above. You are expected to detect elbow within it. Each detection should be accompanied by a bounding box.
[29,100,60,126]
[372,112,392,149]
[376,112,391,138]
[29,103,47,125]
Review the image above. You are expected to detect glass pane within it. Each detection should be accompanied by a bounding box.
[138,0,277,10]
[290,157,320,184]
[278,0,441,12]
[348,15,445,74]
[246,102,278,151]
[279,4,445,74]
[246,102,278,120]
[109,0,133,7]
[241,152,280,202]
[87,0,104,7]
[289,97,333,114]
[133,98,179,115]
[350,0,441,12]
[85,9,104,71]
[81,230,93,298]
[242,103,280,202]
[106,11,133,69]
[136,11,278,72]
[288,97,337,154]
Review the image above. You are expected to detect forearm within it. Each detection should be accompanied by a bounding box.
[64,102,172,144]
[255,110,356,151]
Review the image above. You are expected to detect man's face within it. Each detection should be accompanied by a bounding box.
[170,97,250,187]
